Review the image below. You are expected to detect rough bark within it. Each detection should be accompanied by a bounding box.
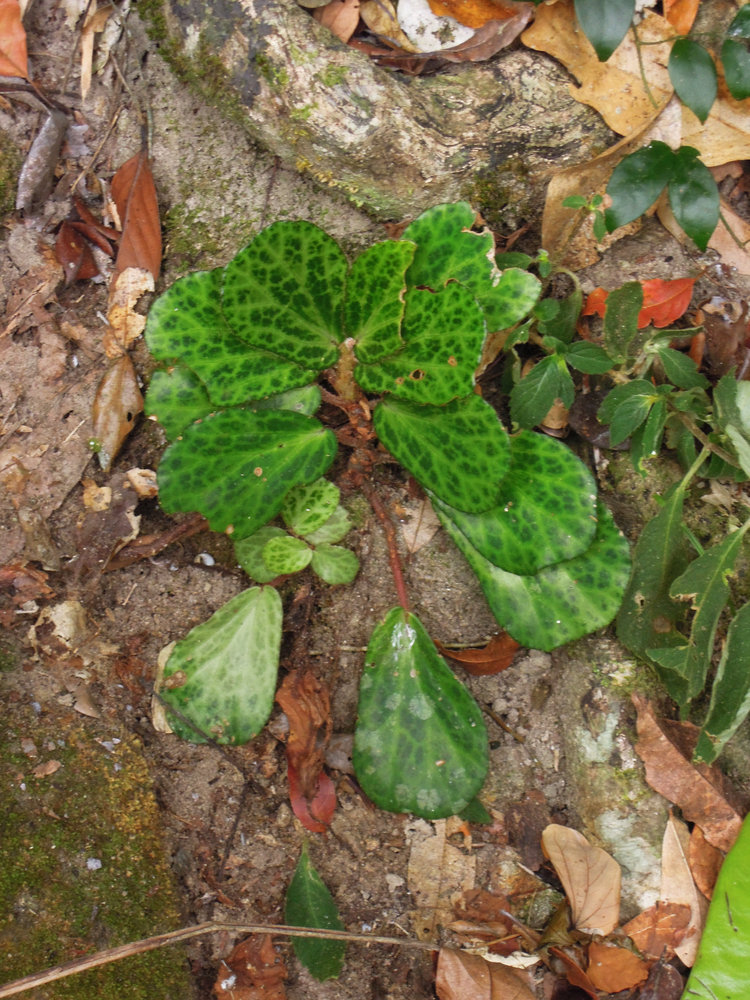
[144,0,613,219]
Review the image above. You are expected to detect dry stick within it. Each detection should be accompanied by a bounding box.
[362,482,411,612]
[0,921,437,999]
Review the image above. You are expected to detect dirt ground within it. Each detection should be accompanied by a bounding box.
[2,4,750,1000]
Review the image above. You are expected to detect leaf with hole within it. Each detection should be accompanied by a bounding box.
[160,586,282,744]
[157,408,337,540]
[285,842,346,981]
[374,394,510,513]
[353,607,488,818]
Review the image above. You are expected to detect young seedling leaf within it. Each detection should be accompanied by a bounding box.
[353,607,488,818]
[157,409,337,540]
[574,0,634,61]
[604,142,674,233]
[438,502,630,650]
[281,478,340,536]
[234,526,287,583]
[285,843,346,981]
[145,366,212,441]
[542,824,621,935]
[262,535,313,575]
[667,147,719,252]
[373,394,510,513]
[347,239,415,362]
[603,281,643,364]
[668,39,717,124]
[145,269,317,407]
[222,220,346,370]
[355,283,485,405]
[310,543,359,585]
[160,586,282,744]
[429,431,598,576]
[696,602,750,764]
[303,505,352,545]
[509,354,574,429]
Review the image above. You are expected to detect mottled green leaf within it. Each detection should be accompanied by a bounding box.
[145,366,212,441]
[603,281,642,364]
[285,843,345,981]
[161,586,282,744]
[575,0,634,60]
[605,142,674,233]
[157,409,337,540]
[347,240,415,363]
[234,526,287,583]
[282,477,340,536]
[251,384,322,416]
[311,543,359,585]
[353,607,488,818]
[145,268,317,407]
[429,431,598,576]
[222,221,346,370]
[355,284,485,405]
[668,147,719,252]
[303,505,352,546]
[263,535,313,575]
[669,39,717,123]
[510,354,574,429]
[374,394,510,513]
[439,502,630,650]
[696,601,750,763]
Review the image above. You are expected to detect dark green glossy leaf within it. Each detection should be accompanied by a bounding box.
[161,586,282,744]
[604,142,674,233]
[564,341,613,374]
[285,843,345,981]
[668,147,720,252]
[373,394,510,513]
[696,600,750,763]
[347,240,415,363]
[145,366,212,441]
[603,281,643,363]
[355,284,485,405]
[609,394,655,447]
[158,409,337,540]
[353,607,488,818]
[510,354,574,429]
[429,431,598,576]
[669,39,717,123]
[439,502,630,650]
[222,221,346,370]
[722,37,750,100]
[575,0,634,60]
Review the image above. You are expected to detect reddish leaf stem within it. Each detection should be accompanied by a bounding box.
[362,483,410,613]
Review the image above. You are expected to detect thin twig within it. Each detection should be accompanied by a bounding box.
[0,921,437,998]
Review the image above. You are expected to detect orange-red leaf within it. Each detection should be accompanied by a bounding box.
[110,150,161,282]
[55,220,98,285]
[584,278,695,329]
[427,0,527,29]
[622,900,691,959]
[582,286,608,320]
[436,632,520,676]
[586,941,650,992]
[663,0,699,35]
[287,761,336,833]
[213,934,287,1000]
[0,0,27,78]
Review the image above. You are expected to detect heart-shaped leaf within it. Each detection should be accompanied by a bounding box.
[234,526,287,582]
[373,394,510,513]
[353,607,488,818]
[285,842,346,981]
[263,535,313,575]
[574,0,634,61]
[310,543,359,584]
[438,502,631,650]
[282,478,340,536]
[157,408,337,540]
[145,366,212,441]
[222,220,346,370]
[160,586,282,744]
[347,239,415,362]
[667,147,719,253]
[355,284,485,405]
[429,431,598,576]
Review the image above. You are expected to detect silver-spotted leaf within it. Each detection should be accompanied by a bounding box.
[373,394,510,513]
[263,535,313,575]
[438,502,630,650]
[281,477,340,536]
[347,239,415,362]
[285,842,346,981]
[145,366,212,441]
[160,586,282,744]
[353,607,488,818]
[304,505,351,546]
[355,284,485,405]
[157,408,337,540]
[310,543,359,585]
[234,526,287,582]
[145,268,317,407]
[222,221,346,370]
[429,431,598,575]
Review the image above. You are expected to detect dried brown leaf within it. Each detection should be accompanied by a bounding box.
[541,824,621,936]
[56,220,98,285]
[660,813,707,967]
[213,934,287,1000]
[436,632,520,676]
[632,694,744,852]
[435,947,536,1000]
[639,956,685,1000]
[548,946,598,1000]
[408,818,477,940]
[104,266,155,355]
[110,150,161,282]
[688,824,724,900]
[314,0,360,43]
[0,0,28,77]
[586,941,649,992]
[91,355,144,473]
[622,901,691,959]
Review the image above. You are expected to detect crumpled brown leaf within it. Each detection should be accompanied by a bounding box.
[622,900,691,960]
[586,941,649,993]
[110,149,161,282]
[213,934,287,1000]
[436,632,520,676]
[659,813,707,967]
[541,824,621,936]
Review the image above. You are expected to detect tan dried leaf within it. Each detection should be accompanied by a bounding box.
[104,266,154,355]
[32,759,62,778]
[541,824,621,936]
[688,824,724,900]
[313,0,360,43]
[435,947,536,1000]
[407,819,477,940]
[660,813,707,967]
[360,0,419,51]
[91,355,144,472]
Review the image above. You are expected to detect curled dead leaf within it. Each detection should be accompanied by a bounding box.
[110,150,161,283]
[436,632,520,676]
[586,941,649,992]
[622,900,691,959]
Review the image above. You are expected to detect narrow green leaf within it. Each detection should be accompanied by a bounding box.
[281,478,340,536]
[656,346,709,389]
[668,146,720,252]
[575,0,634,60]
[669,39,717,123]
[161,586,282,744]
[303,505,351,546]
[234,526,287,583]
[696,601,750,763]
[429,431,598,576]
[310,543,359,585]
[629,398,667,471]
[347,240,415,363]
[714,376,750,478]
[373,394,510,513]
[354,284,485,405]
[157,409,338,540]
[353,607,488,818]
[604,142,674,233]
[564,341,613,374]
[262,535,313,574]
[222,221,346,370]
[145,366,212,441]
[722,37,750,100]
[285,843,346,981]
[496,251,533,268]
[439,502,631,651]
[509,355,574,429]
[603,281,643,364]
